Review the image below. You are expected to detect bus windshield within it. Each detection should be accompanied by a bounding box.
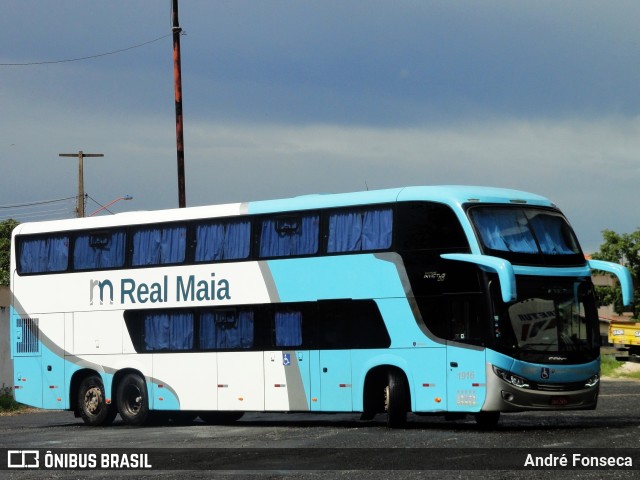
[491,277,600,361]
[468,206,584,266]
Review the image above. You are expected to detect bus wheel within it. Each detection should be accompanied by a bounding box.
[116,373,149,426]
[77,375,116,426]
[474,411,500,429]
[384,370,408,428]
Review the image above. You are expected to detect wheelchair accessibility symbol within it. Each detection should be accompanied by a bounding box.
[282,353,291,366]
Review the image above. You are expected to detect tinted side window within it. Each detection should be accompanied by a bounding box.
[124,300,390,353]
[396,202,468,251]
[143,311,194,351]
[317,300,390,349]
[259,214,319,258]
[327,208,393,253]
[200,309,254,349]
[74,230,126,270]
[194,220,251,262]
[131,224,187,266]
[18,235,69,274]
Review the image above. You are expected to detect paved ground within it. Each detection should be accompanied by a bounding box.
[1,378,639,478]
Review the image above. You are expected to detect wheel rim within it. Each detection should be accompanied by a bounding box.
[83,386,103,416]
[384,385,390,412]
[123,384,143,416]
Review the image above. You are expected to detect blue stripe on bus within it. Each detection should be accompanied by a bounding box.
[265,255,406,302]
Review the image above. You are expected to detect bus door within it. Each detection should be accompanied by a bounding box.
[445,295,487,413]
[264,350,310,411]
[214,309,264,411]
[316,302,353,412]
[40,313,66,409]
[265,309,311,411]
[13,312,66,410]
[12,313,43,408]
[217,352,264,411]
[319,350,352,411]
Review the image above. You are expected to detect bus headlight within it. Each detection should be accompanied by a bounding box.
[492,366,531,389]
[584,373,599,388]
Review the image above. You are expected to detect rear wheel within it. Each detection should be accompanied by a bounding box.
[77,374,117,426]
[116,373,149,426]
[384,370,409,428]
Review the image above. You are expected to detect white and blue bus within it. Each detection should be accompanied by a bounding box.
[9,186,633,428]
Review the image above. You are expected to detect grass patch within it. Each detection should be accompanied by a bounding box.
[601,355,640,379]
[600,355,623,377]
[0,384,25,415]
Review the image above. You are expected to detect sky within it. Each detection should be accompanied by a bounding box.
[2,1,640,252]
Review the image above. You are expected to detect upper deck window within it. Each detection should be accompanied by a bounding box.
[18,235,69,274]
[195,219,251,262]
[327,207,393,253]
[74,231,126,270]
[132,225,187,266]
[259,214,319,258]
[468,206,583,265]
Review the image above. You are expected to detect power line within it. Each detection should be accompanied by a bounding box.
[0,33,173,66]
[0,196,78,223]
[0,196,77,210]
[86,194,116,215]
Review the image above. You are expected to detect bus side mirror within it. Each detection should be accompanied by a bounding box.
[588,259,634,306]
[440,253,516,303]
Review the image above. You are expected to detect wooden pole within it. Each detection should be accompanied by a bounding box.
[59,151,104,217]
[172,0,186,208]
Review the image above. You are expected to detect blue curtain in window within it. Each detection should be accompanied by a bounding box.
[73,232,126,270]
[327,208,393,253]
[19,237,69,273]
[195,220,250,262]
[362,209,393,250]
[528,214,575,255]
[327,211,362,252]
[473,210,538,253]
[132,226,186,265]
[275,310,302,347]
[259,215,319,257]
[200,310,254,349]
[224,221,251,259]
[144,312,193,351]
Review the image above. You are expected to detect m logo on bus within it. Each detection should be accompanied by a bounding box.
[90,279,114,305]
[89,273,231,306]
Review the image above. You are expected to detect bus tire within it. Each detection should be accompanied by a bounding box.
[77,374,117,426]
[116,373,149,426]
[384,370,408,428]
[474,411,500,429]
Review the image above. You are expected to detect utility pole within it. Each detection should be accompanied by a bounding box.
[172,0,186,208]
[59,151,104,217]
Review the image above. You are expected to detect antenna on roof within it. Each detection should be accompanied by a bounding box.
[365,181,369,191]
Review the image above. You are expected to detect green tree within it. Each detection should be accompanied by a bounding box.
[0,219,19,285]
[591,229,640,317]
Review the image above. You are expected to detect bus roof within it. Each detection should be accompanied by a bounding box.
[13,185,555,236]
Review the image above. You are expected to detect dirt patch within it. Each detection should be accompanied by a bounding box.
[615,360,640,376]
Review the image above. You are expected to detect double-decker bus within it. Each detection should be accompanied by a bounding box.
[9,186,633,428]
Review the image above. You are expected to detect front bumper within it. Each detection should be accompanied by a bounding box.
[481,363,599,412]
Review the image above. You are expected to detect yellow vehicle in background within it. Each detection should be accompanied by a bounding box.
[609,320,640,358]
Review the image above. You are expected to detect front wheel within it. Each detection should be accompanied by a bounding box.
[116,373,150,426]
[77,374,117,426]
[384,370,409,428]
